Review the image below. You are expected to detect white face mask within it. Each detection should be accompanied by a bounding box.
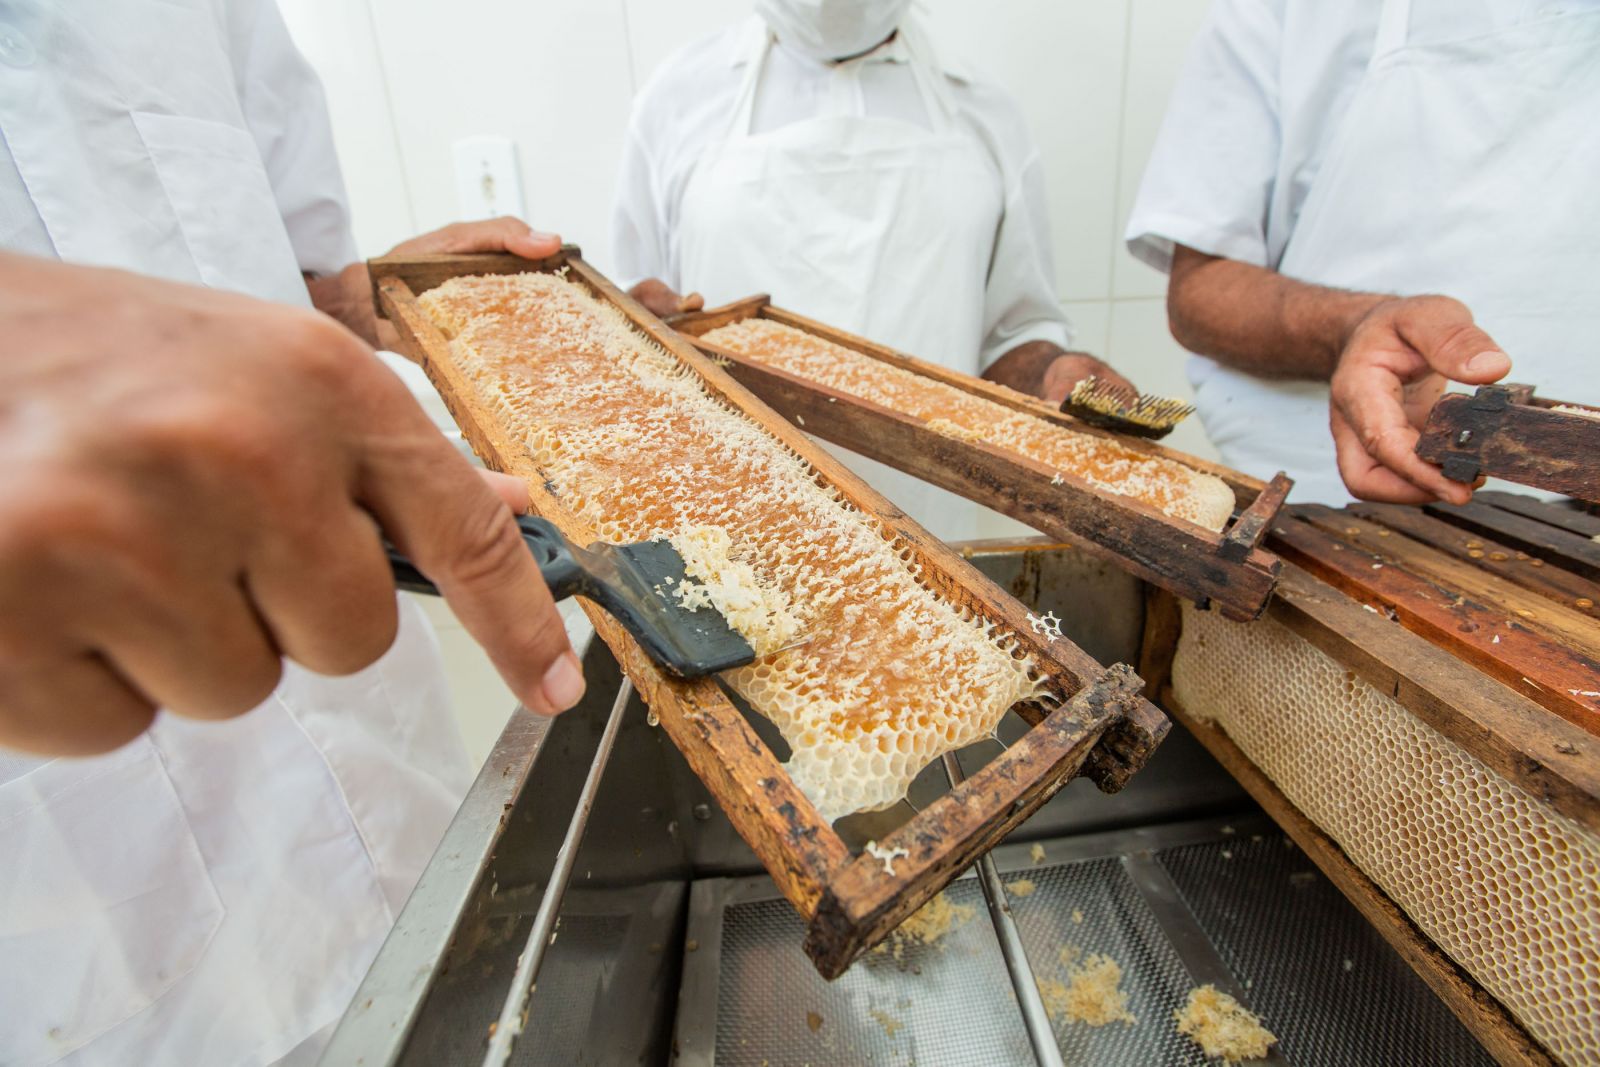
[755,0,913,62]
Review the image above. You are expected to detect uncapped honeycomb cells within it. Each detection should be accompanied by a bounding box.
[1172,605,1600,1065]
[700,318,1236,532]
[418,272,1051,822]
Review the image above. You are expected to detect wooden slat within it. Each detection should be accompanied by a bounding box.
[1301,508,1600,653]
[1476,490,1600,540]
[370,250,1169,972]
[1164,694,1558,1067]
[1428,500,1600,581]
[1349,503,1600,620]
[1270,510,1600,734]
[674,305,1281,622]
[1267,566,1600,833]
[1220,472,1292,562]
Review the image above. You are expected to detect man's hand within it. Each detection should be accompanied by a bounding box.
[628,278,705,320]
[0,254,584,757]
[983,340,1138,405]
[1329,295,1511,505]
[1040,354,1137,406]
[307,217,563,350]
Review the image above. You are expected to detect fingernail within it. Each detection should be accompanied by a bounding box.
[529,230,560,244]
[1465,350,1510,375]
[540,651,585,712]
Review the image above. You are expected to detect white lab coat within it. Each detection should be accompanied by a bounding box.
[0,3,472,1064]
[1126,0,1600,504]
[612,16,1069,539]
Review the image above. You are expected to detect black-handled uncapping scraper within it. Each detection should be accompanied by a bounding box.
[388,514,756,679]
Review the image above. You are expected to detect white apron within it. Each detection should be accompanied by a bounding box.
[1189,0,1600,505]
[0,3,472,1063]
[677,22,1008,541]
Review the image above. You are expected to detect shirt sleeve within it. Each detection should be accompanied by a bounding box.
[1124,0,1285,275]
[223,0,359,276]
[609,122,671,293]
[980,145,1076,369]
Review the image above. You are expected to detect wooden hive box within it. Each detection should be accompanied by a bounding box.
[1143,494,1600,1066]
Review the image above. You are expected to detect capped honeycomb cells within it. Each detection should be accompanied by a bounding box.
[419,272,1050,821]
[1172,605,1600,1066]
[700,318,1235,532]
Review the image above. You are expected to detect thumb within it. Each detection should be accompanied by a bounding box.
[1396,297,1511,384]
[504,225,562,261]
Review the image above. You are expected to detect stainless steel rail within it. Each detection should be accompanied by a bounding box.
[482,678,634,1067]
[941,752,1066,1067]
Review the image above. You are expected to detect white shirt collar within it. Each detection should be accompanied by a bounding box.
[731,14,974,82]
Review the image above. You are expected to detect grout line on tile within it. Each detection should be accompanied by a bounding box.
[1106,0,1137,295]
[361,0,419,236]
[619,0,640,98]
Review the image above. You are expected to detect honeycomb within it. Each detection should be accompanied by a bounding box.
[1173,985,1277,1063]
[1172,605,1600,1065]
[700,318,1236,532]
[418,272,1051,821]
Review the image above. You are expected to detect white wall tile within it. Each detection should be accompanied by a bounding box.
[278,0,416,256]
[920,0,1129,302]
[1107,297,1218,461]
[1111,0,1213,299]
[366,1,636,276]
[1060,299,1111,357]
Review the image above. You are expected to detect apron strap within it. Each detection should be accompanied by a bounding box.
[898,18,960,132]
[1373,0,1412,61]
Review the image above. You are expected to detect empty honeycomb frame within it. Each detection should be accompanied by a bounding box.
[670,295,1289,621]
[369,249,1168,978]
[1145,523,1600,1066]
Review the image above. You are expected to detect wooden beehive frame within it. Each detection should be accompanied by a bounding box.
[1140,492,1600,1067]
[668,295,1289,621]
[368,249,1167,978]
[1416,383,1600,503]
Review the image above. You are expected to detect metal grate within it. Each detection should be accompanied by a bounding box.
[714,879,1034,1066]
[1006,856,1212,1066]
[1158,834,1496,1067]
[514,913,630,1067]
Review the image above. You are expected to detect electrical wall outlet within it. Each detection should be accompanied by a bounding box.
[452,136,525,221]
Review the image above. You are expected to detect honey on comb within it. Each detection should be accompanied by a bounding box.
[420,272,1051,821]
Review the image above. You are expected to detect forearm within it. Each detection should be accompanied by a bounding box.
[982,339,1065,395]
[1167,245,1390,380]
